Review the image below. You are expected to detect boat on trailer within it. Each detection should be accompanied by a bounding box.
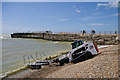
[24,40,99,68]
[24,52,51,69]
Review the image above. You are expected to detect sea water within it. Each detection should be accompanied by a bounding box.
[1,34,71,77]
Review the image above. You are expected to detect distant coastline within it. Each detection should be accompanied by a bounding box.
[11,32,119,45]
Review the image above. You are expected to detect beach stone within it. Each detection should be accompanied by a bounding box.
[116,36,119,41]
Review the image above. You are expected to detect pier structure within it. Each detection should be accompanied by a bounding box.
[11,32,119,45]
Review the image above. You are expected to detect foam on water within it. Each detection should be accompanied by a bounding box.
[53,42,58,43]
[0,34,11,39]
[0,37,3,39]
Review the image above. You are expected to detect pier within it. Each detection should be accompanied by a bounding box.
[11,32,119,45]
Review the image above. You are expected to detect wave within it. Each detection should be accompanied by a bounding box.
[53,42,58,43]
[0,37,3,39]
[0,34,11,39]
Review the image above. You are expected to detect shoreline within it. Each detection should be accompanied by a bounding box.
[15,37,73,43]
[1,37,71,79]
[2,45,118,79]
[1,50,69,79]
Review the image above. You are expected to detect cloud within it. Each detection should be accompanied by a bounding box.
[92,12,102,16]
[109,2,118,8]
[73,5,81,13]
[89,23,106,26]
[75,9,81,13]
[80,13,118,21]
[97,3,108,7]
[72,5,76,8]
[111,13,119,16]
[59,18,69,21]
[116,0,119,2]
[97,2,118,9]
[108,13,119,17]
[80,16,100,21]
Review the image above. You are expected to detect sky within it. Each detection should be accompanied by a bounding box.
[2,2,118,33]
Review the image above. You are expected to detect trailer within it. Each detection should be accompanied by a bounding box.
[24,40,99,68]
[23,52,51,69]
[54,40,99,65]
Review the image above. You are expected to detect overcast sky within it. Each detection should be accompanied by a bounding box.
[2,2,118,33]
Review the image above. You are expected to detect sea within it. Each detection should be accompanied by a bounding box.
[0,34,71,77]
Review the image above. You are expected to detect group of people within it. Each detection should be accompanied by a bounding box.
[81,30,117,34]
[81,29,96,34]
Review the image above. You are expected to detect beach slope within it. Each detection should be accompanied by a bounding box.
[9,45,119,78]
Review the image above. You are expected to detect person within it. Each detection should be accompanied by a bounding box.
[115,30,117,34]
[82,30,86,34]
[91,29,95,34]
